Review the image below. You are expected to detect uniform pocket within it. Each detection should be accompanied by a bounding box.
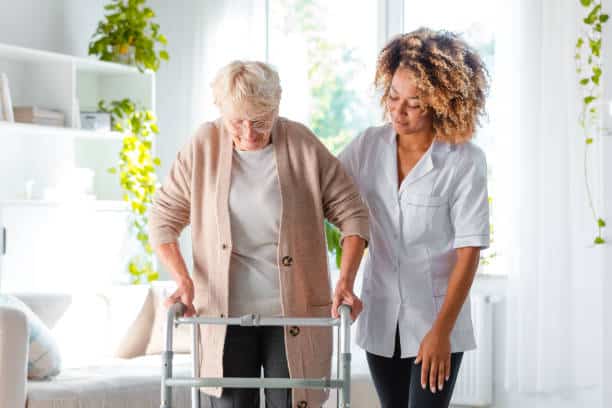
[400,194,448,245]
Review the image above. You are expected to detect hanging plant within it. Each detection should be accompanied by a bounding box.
[88,0,169,72]
[100,98,161,283]
[576,0,608,244]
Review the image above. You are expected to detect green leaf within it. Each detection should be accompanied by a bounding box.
[158,34,167,45]
[107,167,117,174]
[159,50,169,61]
[153,157,161,166]
[594,236,605,244]
[581,0,593,6]
[600,14,609,22]
[580,78,590,85]
[584,96,597,105]
[586,137,594,144]
[150,123,159,133]
[598,218,606,227]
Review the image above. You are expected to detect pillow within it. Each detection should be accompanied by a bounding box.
[145,281,192,355]
[104,284,155,358]
[0,294,62,379]
[52,291,115,367]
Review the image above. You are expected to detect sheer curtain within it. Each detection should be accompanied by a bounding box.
[496,0,609,403]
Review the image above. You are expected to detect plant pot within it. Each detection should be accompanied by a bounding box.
[112,44,136,66]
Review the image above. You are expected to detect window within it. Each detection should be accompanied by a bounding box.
[267,0,381,155]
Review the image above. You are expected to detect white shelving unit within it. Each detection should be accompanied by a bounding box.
[0,42,156,202]
[0,43,156,291]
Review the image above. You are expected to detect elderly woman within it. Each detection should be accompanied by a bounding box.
[338,28,490,408]
[149,61,369,408]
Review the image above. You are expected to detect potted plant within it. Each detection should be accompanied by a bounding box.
[88,0,169,72]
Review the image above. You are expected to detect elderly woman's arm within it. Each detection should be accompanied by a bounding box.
[149,147,196,316]
[319,150,370,320]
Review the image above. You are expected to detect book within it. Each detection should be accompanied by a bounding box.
[13,106,65,127]
[0,73,14,122]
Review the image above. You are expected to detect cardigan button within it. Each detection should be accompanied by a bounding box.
[222,243,228,250]
[281,255,293,267]
[289,326,300,336]
[297,401,308,408]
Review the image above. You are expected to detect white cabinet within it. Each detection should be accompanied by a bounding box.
[0,201,136,292]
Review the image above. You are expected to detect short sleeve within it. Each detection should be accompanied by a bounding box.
[450,145,490,249]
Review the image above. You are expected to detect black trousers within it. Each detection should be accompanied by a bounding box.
[366,327,463,408]
[202,325,292,408]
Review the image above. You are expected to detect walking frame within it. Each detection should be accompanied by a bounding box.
[160,303,353,408]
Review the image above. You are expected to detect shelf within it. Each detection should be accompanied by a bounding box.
[0,121,124,140]
[0,43,152,76]
[0,199,129,211]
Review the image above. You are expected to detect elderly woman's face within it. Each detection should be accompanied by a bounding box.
[387,67,432,136]
[222,106,277,151]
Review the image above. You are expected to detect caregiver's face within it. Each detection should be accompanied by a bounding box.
[223,105,277,151]
[387,67,432,136]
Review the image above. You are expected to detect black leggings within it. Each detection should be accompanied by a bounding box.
[202,325,292,408]
[366,327,463,408]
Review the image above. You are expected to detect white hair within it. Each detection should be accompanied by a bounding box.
[211,60,282,116]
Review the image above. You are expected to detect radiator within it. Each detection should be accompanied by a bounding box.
[451,295,494,407]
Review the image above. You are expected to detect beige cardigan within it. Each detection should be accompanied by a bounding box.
[149,117,369,406]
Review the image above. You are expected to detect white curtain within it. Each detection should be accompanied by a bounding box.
[496,0,610,403]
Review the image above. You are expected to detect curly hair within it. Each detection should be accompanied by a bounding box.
[375,28,489,143]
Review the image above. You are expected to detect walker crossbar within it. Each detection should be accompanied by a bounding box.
[160,302,353,408]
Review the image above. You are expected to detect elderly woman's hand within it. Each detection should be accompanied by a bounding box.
[164,277,197,317]
[331,279,363,321]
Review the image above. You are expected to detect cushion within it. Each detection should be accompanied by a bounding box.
[104,284,155,358]
[51,292,109,368]
[0,294,62,379]
[145,281,192,355]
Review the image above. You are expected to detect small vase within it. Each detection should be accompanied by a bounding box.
[112,44,136,66]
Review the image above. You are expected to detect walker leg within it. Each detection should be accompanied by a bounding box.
[338,305,352,408]
[191,322,201,408]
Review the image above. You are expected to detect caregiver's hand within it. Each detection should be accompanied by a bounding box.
[164,276,196,317]
[331,279,363,321]
[415,327,451,394]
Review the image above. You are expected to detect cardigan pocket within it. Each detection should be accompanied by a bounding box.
[307,303,333,371]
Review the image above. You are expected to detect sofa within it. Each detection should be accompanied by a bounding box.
[0,282,378,408]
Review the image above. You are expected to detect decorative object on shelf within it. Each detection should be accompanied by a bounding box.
[576,0,608,244]
[88,0,169,73]
[100,98,161,283]
[0,73,14,122]
[13,106,65,127]
[80,111,112,131]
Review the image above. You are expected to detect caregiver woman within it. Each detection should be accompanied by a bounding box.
[338,28,490,408]
[149,61,369,408]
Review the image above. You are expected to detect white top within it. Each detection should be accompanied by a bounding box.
[338,123,490,358]
[228,144,283,317]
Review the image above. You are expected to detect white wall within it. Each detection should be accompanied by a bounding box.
[0,0,66,52]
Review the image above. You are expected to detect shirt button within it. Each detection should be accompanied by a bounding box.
[282,255,293,267]
[289,326,300,336]
[297,401,308,408]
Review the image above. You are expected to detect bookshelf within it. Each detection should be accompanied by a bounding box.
[0,42,156,203]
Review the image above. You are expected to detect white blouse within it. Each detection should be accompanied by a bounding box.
[338,123,490,358]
